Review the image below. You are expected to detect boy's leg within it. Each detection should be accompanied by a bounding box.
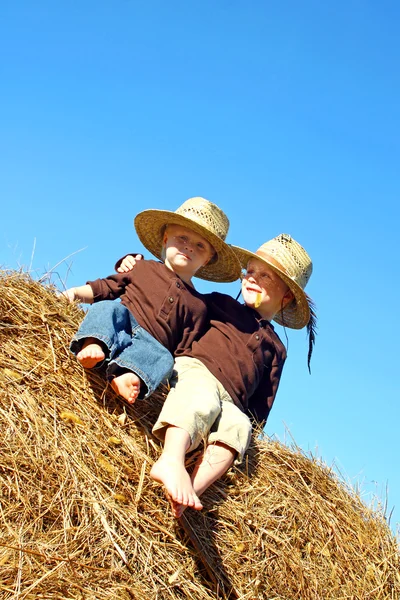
[175,398,253,518]
[71,302,173,403]
[172,441,236,519]
[71,301,133,370]
[71,302,161,403]
[151,357,222,516]
[150,426,203,516]
[107,317,173,404]
[191,442,236,496]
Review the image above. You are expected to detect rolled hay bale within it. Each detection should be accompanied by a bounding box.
[0,270,399,600]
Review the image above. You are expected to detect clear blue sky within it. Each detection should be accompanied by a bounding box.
[1,1,399,534]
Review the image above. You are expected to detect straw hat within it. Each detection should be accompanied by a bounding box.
[134,197,241,282]
[232,233,313,329]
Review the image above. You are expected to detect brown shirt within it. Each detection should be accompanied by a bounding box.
[113,255,286,423]
[181,292,287,424]
[88,260,209,356]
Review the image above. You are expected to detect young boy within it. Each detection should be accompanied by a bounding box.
[63,197,241,404]
[117,234,315,516]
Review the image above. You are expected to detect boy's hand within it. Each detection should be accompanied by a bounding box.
[117,254,143,273]
[61,288,77,303]
[59,284,94,304]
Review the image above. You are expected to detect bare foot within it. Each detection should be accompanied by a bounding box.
[150,454,203,515]
[76,338,105,369]
[111,371,141,404]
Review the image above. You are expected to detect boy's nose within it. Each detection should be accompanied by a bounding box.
[184,241,194,252]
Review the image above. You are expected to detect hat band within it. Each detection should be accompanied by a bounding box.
[254,249,288,275]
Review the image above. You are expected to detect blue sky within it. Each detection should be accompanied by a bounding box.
[1,1,399,533]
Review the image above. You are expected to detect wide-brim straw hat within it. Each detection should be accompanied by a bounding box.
[134,197,241,282]
[232,233,313,329]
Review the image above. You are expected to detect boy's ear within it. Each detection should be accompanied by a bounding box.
[282,290,295,308]
[161,224,169,246]
[202,253,215,267]
[204,251,217,267]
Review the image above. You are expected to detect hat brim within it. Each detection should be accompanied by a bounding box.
[232,245,310,329]
[134,210,241,283]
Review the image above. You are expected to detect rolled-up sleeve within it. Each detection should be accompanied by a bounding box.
[87,273,131,302]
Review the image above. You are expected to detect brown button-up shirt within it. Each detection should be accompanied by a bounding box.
[113,255,286,423]
[88,260,209,356]
[181,292,287,424]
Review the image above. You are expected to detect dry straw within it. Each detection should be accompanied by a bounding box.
[0,270,399,599]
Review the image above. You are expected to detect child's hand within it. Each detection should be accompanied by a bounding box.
[117,254,143,273]
[61,288,77,303]
[59,284,93,304]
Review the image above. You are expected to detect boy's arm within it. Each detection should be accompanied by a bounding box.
[62,284,94,304]
[62,270,134,304]
[61,255,143,302]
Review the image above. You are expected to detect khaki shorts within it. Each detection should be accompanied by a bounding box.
[152,356,252,464]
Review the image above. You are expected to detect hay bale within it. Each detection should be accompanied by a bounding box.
[0,270,399,600]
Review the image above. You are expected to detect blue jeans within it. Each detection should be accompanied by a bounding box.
[70,301,174,399]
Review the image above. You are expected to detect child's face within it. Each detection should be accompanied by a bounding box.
[242,258,292,320]
[163,224,215,282]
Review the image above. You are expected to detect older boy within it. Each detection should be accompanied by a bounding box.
[63,197,241,405]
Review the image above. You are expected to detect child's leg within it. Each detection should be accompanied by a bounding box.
[172,441,236,518]
[191,442,236,496]
[175,399,252,518]
[151,357,222,517]
[71,301,132,369]
[107,316,173,404]
[72,302,142,401]
[150,425,203,515]
[71,302,173,404]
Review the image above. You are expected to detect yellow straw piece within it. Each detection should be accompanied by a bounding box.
[60,410,84,426]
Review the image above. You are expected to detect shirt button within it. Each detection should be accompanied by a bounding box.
[168,296,174,303]
[176,282,181,288]
[255,334,260,340]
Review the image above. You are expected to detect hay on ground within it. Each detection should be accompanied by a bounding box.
[0,271,399,600]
